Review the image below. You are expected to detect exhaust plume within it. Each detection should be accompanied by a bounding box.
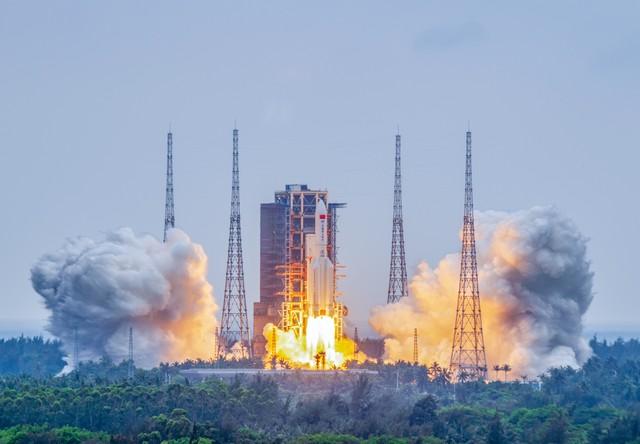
[31,228,217,369]
[370,206,594,377]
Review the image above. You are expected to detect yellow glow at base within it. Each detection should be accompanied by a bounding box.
[264,317,361,369]
[306,315,337,365]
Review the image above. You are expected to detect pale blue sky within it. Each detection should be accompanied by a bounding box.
[1,1,638,336]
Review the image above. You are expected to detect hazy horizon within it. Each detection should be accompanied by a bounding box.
[2,317,639,344]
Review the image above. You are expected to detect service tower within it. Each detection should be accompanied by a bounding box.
[253,185,345,356]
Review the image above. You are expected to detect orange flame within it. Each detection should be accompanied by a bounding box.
[263,317,363,369]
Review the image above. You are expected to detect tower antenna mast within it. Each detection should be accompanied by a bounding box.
[219,127,251,358]
[73,327,79,370]
[127,326,134,379]
[413,328,418,365]
[449,129,487,380]
[163,132,175,242]
[387,131,409,303]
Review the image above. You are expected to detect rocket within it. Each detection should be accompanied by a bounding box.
[306,198,335,318]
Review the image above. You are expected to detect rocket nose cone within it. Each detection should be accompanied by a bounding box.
[316,199,327,214]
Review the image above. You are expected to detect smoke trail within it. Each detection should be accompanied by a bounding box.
[369,206,594,377]
[31,228,217,369]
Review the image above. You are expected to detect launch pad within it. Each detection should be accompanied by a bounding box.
[179,368,378,382]
[253,185,351,368]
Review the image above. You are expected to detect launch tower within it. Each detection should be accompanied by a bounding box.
[163,132,175,242]
[387,132,409,303]
[219,128,252,359]
[253,185,345,357]
[449,130,488,380]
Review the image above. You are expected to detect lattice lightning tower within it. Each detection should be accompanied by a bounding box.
[213,327,219,360]
[353,327,360,360]
[449,130,488,380]
[413,328,418,365]
[73,327,79,370]
[387,132,409,303]
[127,326,134,379]
[219,128,251,358]
[163,132,175,242]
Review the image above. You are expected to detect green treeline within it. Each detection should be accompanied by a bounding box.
[0,337,639,443]
[0,425,109,443]
[0,336,65,377]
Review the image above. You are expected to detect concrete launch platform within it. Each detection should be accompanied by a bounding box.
[180,368,378,382]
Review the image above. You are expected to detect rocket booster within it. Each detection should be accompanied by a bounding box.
[306,198,334,317]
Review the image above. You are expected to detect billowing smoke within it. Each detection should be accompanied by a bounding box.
[370,206,594,377]
[31,228,217,369]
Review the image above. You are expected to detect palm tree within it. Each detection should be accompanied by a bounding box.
[493,364,502,381]
[428,362,442,382]
[458,369,470,384]
[502,364,512,382]
[436,367,452,386]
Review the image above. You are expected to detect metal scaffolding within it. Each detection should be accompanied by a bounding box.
[275,186,345,342]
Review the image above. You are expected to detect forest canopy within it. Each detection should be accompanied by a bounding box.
[0,337,639,443]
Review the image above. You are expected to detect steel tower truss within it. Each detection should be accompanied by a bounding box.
[73,327,79,370]
[219,128,252,358]
[163,132,175,242]
[413,328,418,365]
[387,133,409,303]
[127,326,134,379]
[279,191,326,340]
[277,188,345,342]
[449,130,488,381]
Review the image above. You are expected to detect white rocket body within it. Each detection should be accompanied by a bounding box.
[306,199,335,318]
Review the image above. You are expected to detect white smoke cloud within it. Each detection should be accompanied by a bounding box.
[369,206,594,377]
[31,228,217,369]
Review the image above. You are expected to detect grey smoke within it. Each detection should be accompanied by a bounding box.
[370,206,594,377]
[31,228,217,369]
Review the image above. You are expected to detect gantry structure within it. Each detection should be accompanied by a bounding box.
[274,186,345,342]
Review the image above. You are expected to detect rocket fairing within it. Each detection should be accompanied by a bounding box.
[306,198,335,318]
